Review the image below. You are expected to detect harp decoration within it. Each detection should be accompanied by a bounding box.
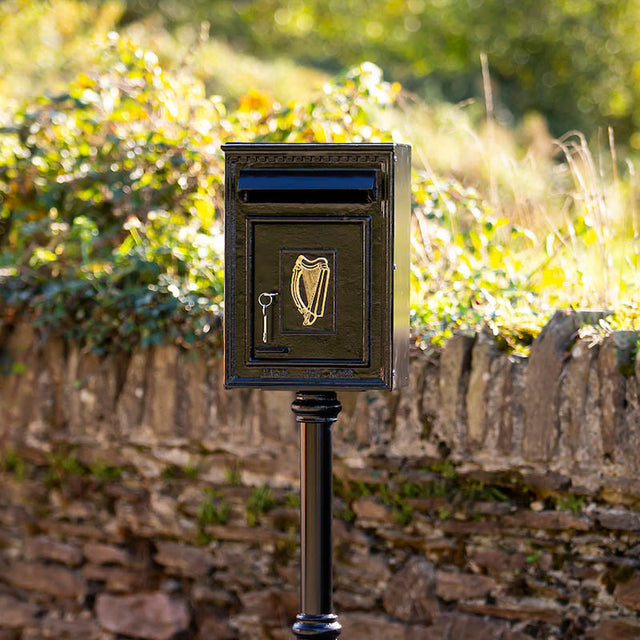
[291,255,330,326]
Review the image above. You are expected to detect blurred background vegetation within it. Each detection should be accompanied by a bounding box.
[1,0,639,356]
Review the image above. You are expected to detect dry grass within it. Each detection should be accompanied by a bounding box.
[379,88,639,311]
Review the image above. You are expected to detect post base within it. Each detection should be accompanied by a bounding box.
[292,614,341,639]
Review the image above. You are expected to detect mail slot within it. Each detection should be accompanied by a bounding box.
[238,169,378,203]
[223,142,411,390]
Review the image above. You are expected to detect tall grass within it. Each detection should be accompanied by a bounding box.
[384,88,639,313]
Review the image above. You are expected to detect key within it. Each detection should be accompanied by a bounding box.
[262,305,268,343]
[258,292,278,344]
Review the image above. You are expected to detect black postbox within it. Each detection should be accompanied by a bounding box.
[223,143,410,390]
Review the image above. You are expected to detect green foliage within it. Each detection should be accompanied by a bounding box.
[224,464,242,487]
[198,488,231,526]
[246,485,276,526]
[427,460,457,480]
[0,0,124,103]
[45,451,86,486]
[525,549,543,565]
[436,507,452,520]
[1,23,639,353]
[334,477,373,503]
[274,535,298,565]
[10,361,27,375]
[410,173,548,350]
[378,484,414,526]
[0,37,403,351]
[555,494,585,515]
[0,36,225,353]
[2,446,125,484]
[121,0,640,144]
[88,461,124,481]
[161,460,199,479]
[182,461,200,479]
[284,492,301,509]
[334,506,356,524]
[1,448,26,480]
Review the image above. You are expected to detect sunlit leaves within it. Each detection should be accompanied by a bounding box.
[0,36,225,353]
[1,27,638,356]
[410,171,546,350]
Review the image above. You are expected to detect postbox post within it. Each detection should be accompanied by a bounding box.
[222,142,411,637]
[291,392,342,639]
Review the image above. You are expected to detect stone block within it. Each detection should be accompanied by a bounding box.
[82,542,132,566]
[96,593,190,640]
[334,589,378,611]
[0,595,38,628]
[0,561,86,599]
[620,374,640,472]
[40,336,66,431]
[597,333,637,460]
[383,557,438,623]
[438,519,502,535]
[466,330,497,449]
[335,552,391,593]
[436,571,496,601]
[344,389,392,448]
[206,358,271,448]
[115,346,148,436]
[488,353,514,455]
[24,536,83,566]
[614,572,640,610]
[338,613,436,640]
[239,589,298,626]
[141,345,178,439]
[205,524,289,545]
[460,598,563,625]
[37,518,110,542]
[523,310,580,461]
[0,323,40,436]
[469,548,526,575]
[502,510,591,531]
[352,497,395,524]
[446,613,506,639]
[559,339,601,463]
[82,564,150,592]
[597,509,640,531]
[38,614,102,639]
[195,615,236,640]
[438,334,474,450]
[154,541,213,577]
[420,350,441,445]
[391,352,430,456]
[174,351,209,441]
[64,344,122,440]
[256,389,297,443]
[587,618,640,639]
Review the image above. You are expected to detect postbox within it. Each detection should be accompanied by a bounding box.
[223,143,410,390]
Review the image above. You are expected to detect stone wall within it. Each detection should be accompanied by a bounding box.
[1,310,640,639]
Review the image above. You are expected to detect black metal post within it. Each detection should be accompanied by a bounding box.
[291,391,342,640]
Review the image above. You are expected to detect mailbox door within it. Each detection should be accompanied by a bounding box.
[249,216,370,365]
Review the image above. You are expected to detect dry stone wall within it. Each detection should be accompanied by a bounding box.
[1,309,640,639]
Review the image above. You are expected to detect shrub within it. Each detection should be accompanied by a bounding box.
[1,32,637,355]
[0,36,225,352]
[0,40,406,353]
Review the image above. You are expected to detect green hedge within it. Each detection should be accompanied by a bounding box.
[0,36,598,355]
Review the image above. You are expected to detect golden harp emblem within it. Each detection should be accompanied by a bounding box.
[291,255,330,326]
